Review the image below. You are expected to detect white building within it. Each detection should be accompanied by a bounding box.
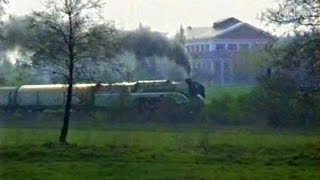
[185,17,275,84]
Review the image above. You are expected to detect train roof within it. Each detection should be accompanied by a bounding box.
[21,84,65,89]
[98,80,181,86]
[138,80,168,83]
[111,82,136,86]
[137,80,180,85]
[0,87,18,91]
[2,80,182,92]
[18,84,98,92]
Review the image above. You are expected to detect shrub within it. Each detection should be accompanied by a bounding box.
[205,92,252,125]
[203,76,320,128]
[250,74,320,128]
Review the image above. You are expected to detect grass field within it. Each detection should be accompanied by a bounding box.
[205,85,253,103]
[1,120,320,179]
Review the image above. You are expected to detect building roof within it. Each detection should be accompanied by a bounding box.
[186,17,274,41]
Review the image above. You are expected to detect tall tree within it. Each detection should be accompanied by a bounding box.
[264,0,320,90]
[263,0,320,81]
[261,0,320,127]
[0,0,7,19]
[174,25,186,45]
[263,0,320,29]
[16,0,119,143]
[0,0,8,42]
[0,0,8,84]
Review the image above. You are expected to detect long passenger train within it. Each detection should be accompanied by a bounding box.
[0,79,205,119]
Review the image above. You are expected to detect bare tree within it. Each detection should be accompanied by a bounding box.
[262,0,320,127]
[174,25,186,45]
[0,0,8,18]
[0,0,8,39]
[18,0,120,143]
[263,0,320,29]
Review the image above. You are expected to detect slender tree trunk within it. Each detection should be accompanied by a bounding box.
[59,64,74,143]
[59,84,73,143]
[59,77,73,143]
[59,6,74,143]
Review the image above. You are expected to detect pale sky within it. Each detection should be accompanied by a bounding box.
[7,0,279,36]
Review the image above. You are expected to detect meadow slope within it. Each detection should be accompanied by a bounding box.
[1,126,319,180]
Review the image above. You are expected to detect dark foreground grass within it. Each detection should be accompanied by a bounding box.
[1,127,320,180]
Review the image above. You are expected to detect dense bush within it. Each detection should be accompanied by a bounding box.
[205,92,253,125]
[250,75,298,127]
[205,77,320,128]
[252,74,320,128]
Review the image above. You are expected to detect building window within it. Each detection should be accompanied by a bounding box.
[239,44,250,50]
[195,45,199,52]
[227,44,238,51]
[211,62,214,70]
[214,60,221,74]
[216,44,225,50]
[201,44,206,52]
[223,61,230,71]
[253,43,264,49]
[205,44,210,52]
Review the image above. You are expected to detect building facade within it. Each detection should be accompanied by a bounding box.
[185,17,274,84]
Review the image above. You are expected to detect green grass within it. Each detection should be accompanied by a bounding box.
[1,126,320,179]
[0,86,318,179]
[205,85,253,103]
